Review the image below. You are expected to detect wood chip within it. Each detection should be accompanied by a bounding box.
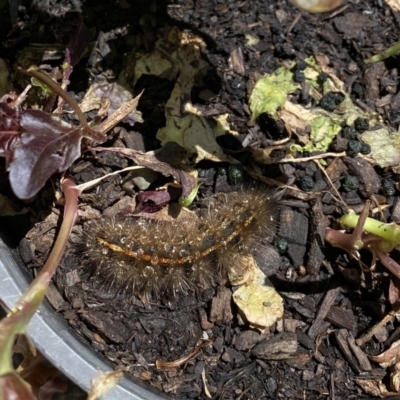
[347,332,372,371]
[252,332,298,360]
[308,286,340,339]
[334,329,360,373]
[325,306,357,331]
[209,287,233,324]
[307,197,329,274]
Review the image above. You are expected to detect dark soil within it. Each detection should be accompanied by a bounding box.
[3,0,400,399]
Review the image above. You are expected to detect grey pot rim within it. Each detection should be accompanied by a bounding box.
[0,239,169,400]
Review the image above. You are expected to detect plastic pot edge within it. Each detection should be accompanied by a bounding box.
[0,239,169,400]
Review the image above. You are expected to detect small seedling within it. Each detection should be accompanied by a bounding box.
[325,202,400,283]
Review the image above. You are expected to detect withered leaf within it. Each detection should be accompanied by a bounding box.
[92,143,198,199]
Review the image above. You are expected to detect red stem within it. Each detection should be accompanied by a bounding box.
[14,177,79,310]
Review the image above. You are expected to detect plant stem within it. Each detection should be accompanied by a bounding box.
[340,214,400,245]
[365,40,400,64]
[19,66,89,129]
[0,177,79,376]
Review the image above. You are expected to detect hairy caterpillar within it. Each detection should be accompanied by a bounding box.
[80,188,280,300]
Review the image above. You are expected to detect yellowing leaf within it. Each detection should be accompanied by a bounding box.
[249,65,299,120]
[214,113,239,136]
[362,128,400,167]
[230,256,284,332]
[133,50,174,85]
[301,115,341,153]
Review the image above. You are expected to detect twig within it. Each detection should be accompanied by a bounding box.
[285,13,302,35]
[356,301,400,346]
[313,159,348,210]
[75,165,145,193]
[275,151,346,164]
[325,4,350,19]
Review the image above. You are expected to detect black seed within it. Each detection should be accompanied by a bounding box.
[296,60,307,71]
[342,126,357,140]
[342,175,360,192]
[319,92,345,112]
[352,83,364,99]
[217,167,227,177]
[360,143,371,155]
[382,178,396,197]
[318,72,328,83]
[347,140,362,157]
[300,175,315,191]
[354,117,369,132]
[294,70,305,83]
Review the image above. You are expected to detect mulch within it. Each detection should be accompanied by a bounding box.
[3,0,400,398]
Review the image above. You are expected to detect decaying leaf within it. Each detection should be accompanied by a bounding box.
[14,342,67,400]
[92,143,198,199]
[356,339,400,396]
[130,26,185,85]
[79,82,143,126]
[281,102,342,153]
[249,55,400,165]
[123,26,235,164]
[369,339,400,368]
[156,33,233,163]
[214,114,238,136]
[362,128,400,167]
[230,255,284,332]
[385,0,400,12]
[355,378,398,397]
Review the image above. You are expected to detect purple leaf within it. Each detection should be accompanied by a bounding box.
[136,186,182,213]
[8,110,83,199]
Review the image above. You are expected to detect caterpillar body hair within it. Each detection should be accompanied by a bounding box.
[80,188,280,300]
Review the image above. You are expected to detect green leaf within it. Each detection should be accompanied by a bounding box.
[30,77,52,95]
[304,116,341,152]
[179,183,201,207]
